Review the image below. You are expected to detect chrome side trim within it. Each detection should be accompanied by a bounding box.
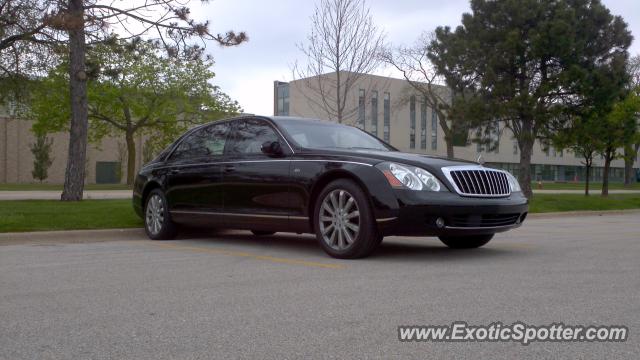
[441,165,511,198]
[170,210,308,220]
[376,217,397,223]
[290,216,310,220]
[155,159,373,170]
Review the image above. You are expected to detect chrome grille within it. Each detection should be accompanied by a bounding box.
[442,166,511,197]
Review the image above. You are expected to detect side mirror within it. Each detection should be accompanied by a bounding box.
[261,141,283,157]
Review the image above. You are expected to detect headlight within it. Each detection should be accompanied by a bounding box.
[377,162,442,191]
[504,171,521,192]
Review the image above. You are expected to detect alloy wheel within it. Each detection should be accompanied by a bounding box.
[145,194,165,236]
[319,189,360,250]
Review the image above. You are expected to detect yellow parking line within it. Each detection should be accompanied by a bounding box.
[149,242,346,270]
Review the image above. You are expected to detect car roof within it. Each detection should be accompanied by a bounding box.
[197,115,335,130]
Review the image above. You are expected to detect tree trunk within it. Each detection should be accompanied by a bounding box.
[336,71,342,123]
[446,138,454,159]
[623,145,635,186]
[125,131,136,185]
[518,138,534,199]
[602,155,611,197]
[61,0,88,201]
[584,164,590,196]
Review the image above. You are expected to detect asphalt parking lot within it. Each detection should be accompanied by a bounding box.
[1,213,638,359]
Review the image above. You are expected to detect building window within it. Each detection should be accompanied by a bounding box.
[383,92,390,142]
[357,89,365,130]
[409,95,416,149]
[513,140,518,155]
[420,98,427,149]
[370,91,378,136]
[431,107,437,150]
[275,82,289,116]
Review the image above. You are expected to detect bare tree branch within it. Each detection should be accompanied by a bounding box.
[293,0,385,124]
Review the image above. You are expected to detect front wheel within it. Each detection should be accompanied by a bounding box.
[314,179,381,259]
[144,189,178,240]
[438,234,494,249]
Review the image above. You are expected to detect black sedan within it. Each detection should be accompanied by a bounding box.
[133,115,528,258]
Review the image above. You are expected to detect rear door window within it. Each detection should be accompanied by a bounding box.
[168,122,230,162]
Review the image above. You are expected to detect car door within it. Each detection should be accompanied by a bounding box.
[164,122,230,215]
[221,118,294,228]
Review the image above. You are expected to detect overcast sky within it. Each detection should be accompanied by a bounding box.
[191,0,640,115]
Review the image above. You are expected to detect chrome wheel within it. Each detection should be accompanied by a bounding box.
[319,189,360,251]
[145,194,165,236]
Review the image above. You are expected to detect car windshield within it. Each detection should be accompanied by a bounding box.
[277,119,394,151]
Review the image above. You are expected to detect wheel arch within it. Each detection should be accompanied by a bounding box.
[308,169,374,229]
[141,180,162,209]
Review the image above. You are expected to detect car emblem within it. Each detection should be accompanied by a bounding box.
[476,154,485,165]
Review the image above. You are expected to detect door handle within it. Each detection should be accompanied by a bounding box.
[169,169,180,175]
[223,164,235,173]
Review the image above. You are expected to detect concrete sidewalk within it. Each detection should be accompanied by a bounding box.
[0,190,132,200]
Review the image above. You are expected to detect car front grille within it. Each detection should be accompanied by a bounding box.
[443,167,511,197]
[449,213,522,228]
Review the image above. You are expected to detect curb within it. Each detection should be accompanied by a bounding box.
[0,228,146,245]
[527,208,640,219]
[1,209,638,245]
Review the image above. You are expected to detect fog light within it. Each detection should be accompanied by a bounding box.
[435,217,445,228]
[519,213,528,223]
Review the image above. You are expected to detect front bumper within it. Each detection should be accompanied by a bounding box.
[378,190,529,236]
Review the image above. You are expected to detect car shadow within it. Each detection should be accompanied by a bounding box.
[369,241,523,262]
[174,229,526,263]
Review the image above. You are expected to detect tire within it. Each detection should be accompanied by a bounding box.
[438,234,494,249]
[314,179,381,259]
[251,230,276,236]
[144,189,178,240]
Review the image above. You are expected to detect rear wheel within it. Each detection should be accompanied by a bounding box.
[251,230,276,236]
[314,179,381,259]
[144,189,177,240]
[438,234,494,249]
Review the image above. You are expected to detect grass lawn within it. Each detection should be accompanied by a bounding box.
[1,194,639,233]
[531,182,640,190]
[0,199,142,233]
[0,183,132,191]
[528,193,640,213]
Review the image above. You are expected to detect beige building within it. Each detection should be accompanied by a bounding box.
[1,110,146,184]
[275,72,640,182]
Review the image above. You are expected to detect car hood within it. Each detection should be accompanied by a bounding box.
[302,148,477,171]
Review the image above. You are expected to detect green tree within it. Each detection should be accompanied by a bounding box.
[553,114,600,195]
[30,134,54,183]
[623,55,640,185]
[600,89,640,195]
[1,0,247,201]
[31,39,241,185]
[427,0,632,198]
